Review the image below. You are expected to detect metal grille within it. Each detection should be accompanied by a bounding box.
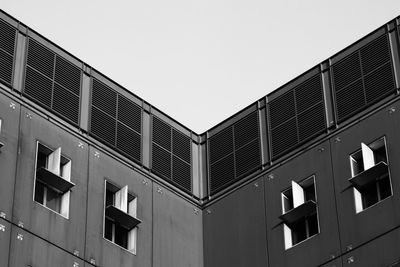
[0,19,16,86]
[117,94,142,134]
[151,116,192,193]
[152,143,172,180]
[116,122,141,163]
[90,78,142,164]
[268,74,326,160]
[172,156,191,192]
[23,38,81,125]
[90,106,116,146]
[209,154,235,194]
[332,33,395,122]
[209,111,261,195]
[152,116,171,151]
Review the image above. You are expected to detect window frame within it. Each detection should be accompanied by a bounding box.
[102,179,139,255]
[32,141,72,219]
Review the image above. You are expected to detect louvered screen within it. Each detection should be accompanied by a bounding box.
[332,33,396,122]
[268,74,326,160]
[90,78,142,164]
[0,19,16,86]
[209,111,261,195]
[23,38,81,125]
[151,116,191,193]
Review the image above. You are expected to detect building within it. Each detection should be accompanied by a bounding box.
[0,9,400,267]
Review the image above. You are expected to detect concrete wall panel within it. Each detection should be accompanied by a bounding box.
[12,106,88,255]
[330,100,400,252]
[85,146,152,267]
[8,225,84,267]
[153,184,203,267]
[203,177,268,267]
[265,140,341,267]
[0,93,20,219]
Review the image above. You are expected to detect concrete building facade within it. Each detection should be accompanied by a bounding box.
[0,9,400,267]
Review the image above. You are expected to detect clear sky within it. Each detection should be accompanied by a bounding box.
[3,1,400,133]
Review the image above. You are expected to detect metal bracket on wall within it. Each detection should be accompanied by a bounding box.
[90,259,96,265]
[0,224,5,232]
[78,142,84,149]
[25,112,32,119]
[254,182,259,188]
[193,208,199,215]
[347,256,354,264]
[94,151,100,158]
[388,106,396,114]
[73,262,79,267]
[73,250,79,256]
[334,137,341,143]
[9,102,15,110]
[0,211,5,219]
[17,221,23,228]
[157,187,163,194]
[142,179,149,186]
[17,233,23,241]
[267,174,274,181]
[317,147,325,153]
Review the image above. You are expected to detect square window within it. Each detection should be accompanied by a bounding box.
[280,176,319,249]
[349,137,392,213]
[103,181,141,254]
[34,142,74,218]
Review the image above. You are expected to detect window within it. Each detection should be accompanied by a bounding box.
[34,142,74,218]
[349,138,392,213]
[104,181,141,254]
[280,176,319,249]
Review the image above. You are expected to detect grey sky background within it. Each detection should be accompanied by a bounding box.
[3,1,400,133]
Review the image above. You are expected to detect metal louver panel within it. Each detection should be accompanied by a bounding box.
[27,39,55,78]
[172,155,191,192]
[235,138,261,178]
[172,128,191,163]
[0,19,16,86]
[92,79,117,117]
[270,117,298,157]
[55,55,81,96]
[24,67,52,107]
[332,33,395,122]
[89,78,142,164]
[209,111,262,195]
[24,38,82,125]
[364,62,395,103]
[116,122,141,163]
[117,94,142,134]
[0,19,16,55]
[209,126,233,164]
[269,90,295,129]
[90,106,116,146]
[152,116,171,151]
[332,52,361,92]
[298,102,326,142]
[151,115,192,193]
[269,74,326,160]
[53,83,80,123]
[210,153,235,194]
[234,111,259,149]
[152,143,172,180]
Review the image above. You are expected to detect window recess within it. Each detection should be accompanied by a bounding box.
[280,177,319,249]
[104,181,141,254]
[34,142,74,218]
[349,138,392,213]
